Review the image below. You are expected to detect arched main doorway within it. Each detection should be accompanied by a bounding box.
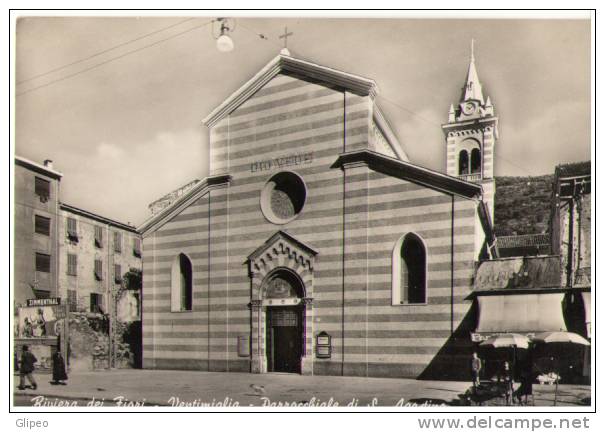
[262,269,305,373]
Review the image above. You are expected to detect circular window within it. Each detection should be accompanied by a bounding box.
[260,171,307,224]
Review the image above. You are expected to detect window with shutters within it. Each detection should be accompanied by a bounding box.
[113,232,122,253]
[35,253,51,273]
[171,253,193,311]
[133,238,141,258]
[67,253,77,276]
[90,293,104,313]
[35,177,50,202]
[34,215,51,236]
[392,233,427,305]
[66,217,78,241]
[94,226,103,248]
[114,263,122,284]
[67,290,77,312]
[94,259,103,281]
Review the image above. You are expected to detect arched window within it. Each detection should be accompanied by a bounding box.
[171,253,192,311]
[392,233,427,305]
[458,150,469,175]
[470,148,481,174]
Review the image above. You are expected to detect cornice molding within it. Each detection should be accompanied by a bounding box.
[203,54,378,128]
[139,174,231,236]
[331,149,483,199]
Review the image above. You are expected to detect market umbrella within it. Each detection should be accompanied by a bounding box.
[532,331,590,346]
[480,333,530,388]
[531,331,590,405]
[480,333,530,349]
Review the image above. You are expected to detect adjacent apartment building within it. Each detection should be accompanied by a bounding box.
[58,203,142,316]
[14,157,63,306]
[14,156,143,316]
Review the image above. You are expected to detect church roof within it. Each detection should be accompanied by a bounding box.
[203,52,378,128]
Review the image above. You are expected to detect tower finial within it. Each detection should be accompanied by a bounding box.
[471,38,475,63]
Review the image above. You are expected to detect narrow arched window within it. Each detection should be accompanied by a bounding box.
[393,233,427,305]
[458,150,469,175]
[171,253,192,311]
[470,148,481,174]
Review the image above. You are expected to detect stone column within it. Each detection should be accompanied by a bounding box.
[300,297,314,375]
[250,299,266,373]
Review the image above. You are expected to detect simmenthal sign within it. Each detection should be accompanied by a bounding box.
[250,152,313,173]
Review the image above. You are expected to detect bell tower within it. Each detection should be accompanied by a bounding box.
[442,40,498,221]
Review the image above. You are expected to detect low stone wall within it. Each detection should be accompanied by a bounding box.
[68,313,138,371]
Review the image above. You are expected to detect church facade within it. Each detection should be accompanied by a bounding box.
[140,50,496,378]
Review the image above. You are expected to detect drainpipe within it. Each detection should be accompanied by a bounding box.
[106,223,112,369]
[341,91,347,376]
[55,179,60,300]
[450,195,455,335]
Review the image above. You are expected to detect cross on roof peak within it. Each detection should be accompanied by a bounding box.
[279,26,293,49]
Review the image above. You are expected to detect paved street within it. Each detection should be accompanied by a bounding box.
[12,369,591,408]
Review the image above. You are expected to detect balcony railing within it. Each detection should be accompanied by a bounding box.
[458,173,482,182]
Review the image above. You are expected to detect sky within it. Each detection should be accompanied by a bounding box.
[14,13,592,226]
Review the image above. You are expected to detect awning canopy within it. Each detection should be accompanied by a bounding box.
[582,291,591,338]
[476,293,567,334]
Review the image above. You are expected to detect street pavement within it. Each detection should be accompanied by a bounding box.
[12,369,591,408]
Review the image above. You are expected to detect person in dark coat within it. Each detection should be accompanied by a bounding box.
[500,361,514,405]
[51,350,68,385]
[18,345,37,390]
[515,359,534,405]
[471,352,482,387]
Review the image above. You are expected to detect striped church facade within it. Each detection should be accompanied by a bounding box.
[140,53,493,378]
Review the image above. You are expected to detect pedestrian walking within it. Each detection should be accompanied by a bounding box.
[51,350,68,385]
[17,345,37,390]
[471,352,482,387]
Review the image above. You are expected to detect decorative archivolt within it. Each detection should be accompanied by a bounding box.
[247,231,317,280]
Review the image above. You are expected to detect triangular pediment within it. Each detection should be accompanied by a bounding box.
[203,53,378,128]
[247,230,318,273]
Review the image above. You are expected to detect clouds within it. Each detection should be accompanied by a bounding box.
[497,100,591,175]
[96,142,126,159]
[59,128,207,225]
[14,16,591,226]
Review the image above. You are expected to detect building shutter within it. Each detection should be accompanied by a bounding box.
[35,253,51,273]
[35,215,51,236]
[133,238,141,257]
[113,232,122,253]
[68,290,78,312]
[67,217,78,241]
[67,253,77,276]
[114,264,122,284]
[94,226,103,248]
[94,259,103,280]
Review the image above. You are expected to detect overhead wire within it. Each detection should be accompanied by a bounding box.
[16,19,214,97]
[377,94,533,176]
[15,18,534,176]
[16,17,196,85]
